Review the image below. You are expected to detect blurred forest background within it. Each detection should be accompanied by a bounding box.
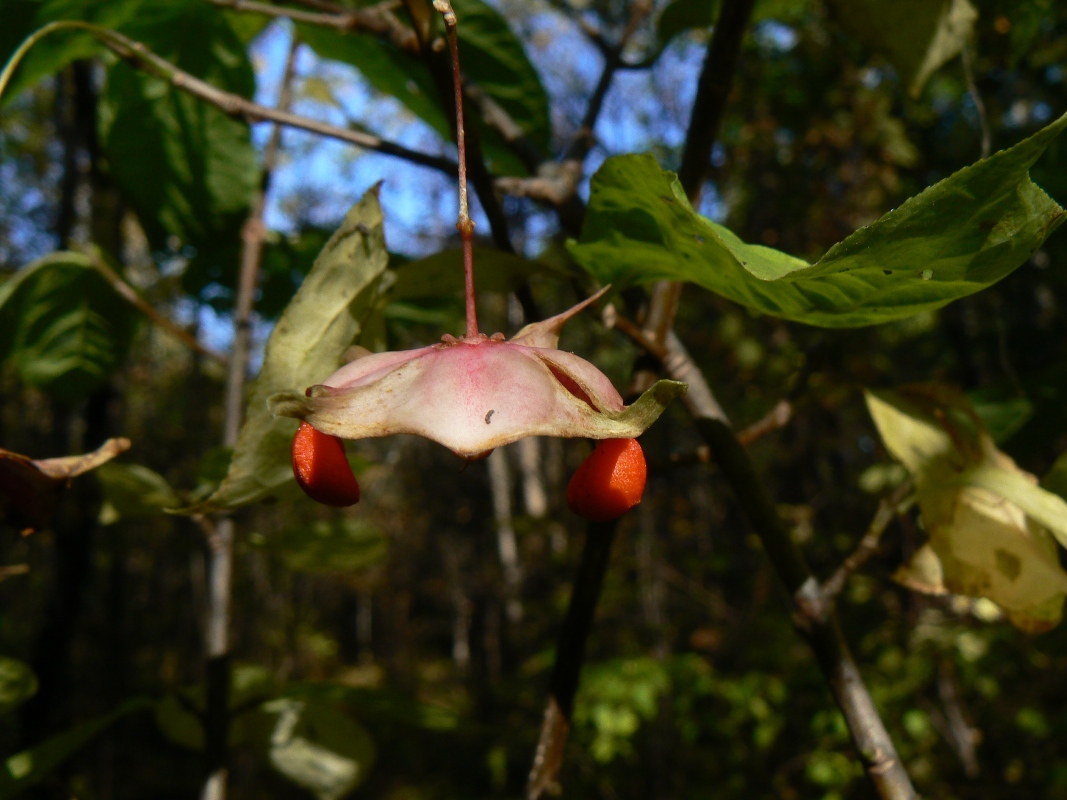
[2,0,1067,798]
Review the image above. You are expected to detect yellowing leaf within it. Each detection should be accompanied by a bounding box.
[866,386,1067,632]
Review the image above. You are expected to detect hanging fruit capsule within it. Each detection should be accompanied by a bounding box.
[291,421,361,507]
[567,438,647,522]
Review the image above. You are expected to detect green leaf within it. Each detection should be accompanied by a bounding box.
[390,246,543,300]
[95,463,180,524]
[250,518,387,575]
[1045,450,1067,502]
[658,0,719,44]
[98,67,256,253]
[968,392,1033,444]
[297,0,549,174]
[154,664,275,751]
[569,108,1067,327]
[0,252,135,403]
[450,0,551,152]
[0,0,142,106]
[0,658,36,716]
[827,0,978,97]
[179,189,390,513]
[294,23,449,140]
[116,0,255,98]
[0,698,151,798]
[95,1,256,252]
[254,698,376,800]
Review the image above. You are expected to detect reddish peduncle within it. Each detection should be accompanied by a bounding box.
[435,0,479,340]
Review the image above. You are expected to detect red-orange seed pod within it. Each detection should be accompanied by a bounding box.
[566,438,647,522]
[291,421,361,507]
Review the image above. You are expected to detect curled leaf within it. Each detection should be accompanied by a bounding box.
[867,386,1067,632]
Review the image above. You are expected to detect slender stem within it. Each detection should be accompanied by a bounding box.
[435,1,478,338]
[526,521,618,800]
[822,480,914,603]
[201,37,299,800]
[736,399,793,446]
[694,417,918,800]
[87,254,227,365]
[207,0,419,53]
[1,22,457,175]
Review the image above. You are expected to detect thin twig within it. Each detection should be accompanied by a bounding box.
[959,42,991,160]
[526,521,618,800]
[54,23,458,173]
[605,308,730,424]
[563,0,652,163]
[202,38,299,800]
[935,659,980,778]
[89,254,227,365]
[822,480,914,603]
[737,400,793,446]
[207,0,419,53]
[697,417,918,800]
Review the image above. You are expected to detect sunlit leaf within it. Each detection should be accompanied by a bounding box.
[0,252,136,402]
[867,386,1067,631]
[569,111,1067,326]
[178,189,390,513]
[0,659,36,717]
[255,698,376,800]
[827,0,978,97]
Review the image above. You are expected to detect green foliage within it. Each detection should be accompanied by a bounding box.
[657,0,720,44]
[95,462,180,524]
[0,659,36,717]
[97,7,257,255]
[249,518,387,575]
[256,698,376,800]
[298,0,548,175]
[390,246,544,301]
[867,386,1067,631]
[182,189,389,513]
[155,664,275,751]
[0,252,135,403]
[570,107,1067,326]
[0,0,142,105]
[4,1,1067,798]
[0,698,151,798]
[827,0,978,97]
[156,669,375,800]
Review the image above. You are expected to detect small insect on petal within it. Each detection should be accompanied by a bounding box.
[291,421,361,506]
[566,438,647,522]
